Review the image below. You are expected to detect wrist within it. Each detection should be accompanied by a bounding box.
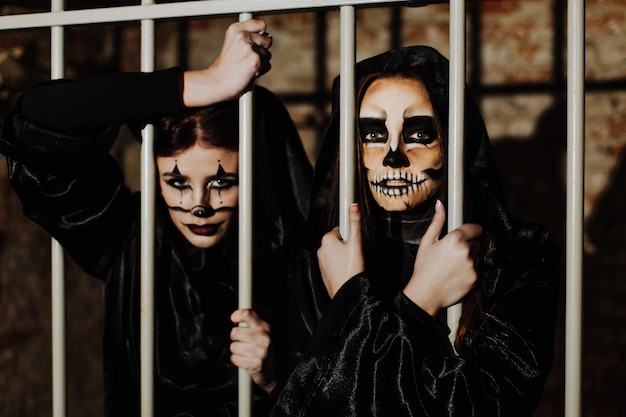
[402,285,440,318]
[181,69,222,107]
[258,379,277,394]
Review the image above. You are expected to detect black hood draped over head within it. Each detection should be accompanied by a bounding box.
[271,46,560,417]
[0,69,314,417]
[301,45,531,332]
[309,45,511,250]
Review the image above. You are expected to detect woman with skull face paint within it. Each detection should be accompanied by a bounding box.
[0,20,313,417]
[271,46,560,417]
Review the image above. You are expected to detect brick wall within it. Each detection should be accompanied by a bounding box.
[1,1,625,416]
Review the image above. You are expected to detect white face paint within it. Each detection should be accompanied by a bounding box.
[157,144,239,249]
[359,77,444,212]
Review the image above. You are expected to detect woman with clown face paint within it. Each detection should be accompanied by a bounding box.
[271,46,560,417]
[0,20,313,417]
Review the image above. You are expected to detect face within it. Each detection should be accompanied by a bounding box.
[359,77,444,212]
[157,144,239,249]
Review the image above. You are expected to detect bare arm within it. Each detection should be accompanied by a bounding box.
[182,19,273,107]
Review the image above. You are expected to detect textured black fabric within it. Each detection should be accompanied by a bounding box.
[270,46,560,417]
[0,71,313,417]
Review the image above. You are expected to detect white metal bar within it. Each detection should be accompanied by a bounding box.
[0,0,402,31]
[140,1,156,416]
[50,1,66,416]
[446,0,466,343]
[338,5,355,240]
[565,0,585,416]
[237,12,254,417]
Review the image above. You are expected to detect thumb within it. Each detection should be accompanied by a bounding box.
[421,199,446,245]
[348,203,362,247]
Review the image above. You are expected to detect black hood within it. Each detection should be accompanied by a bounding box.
[308,45,512,249]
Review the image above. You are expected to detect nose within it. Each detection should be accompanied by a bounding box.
[190,186,210,207]
[189,187,216,214]
[192,205,216,218]
[383,147,410,168]
[382,127,409,168]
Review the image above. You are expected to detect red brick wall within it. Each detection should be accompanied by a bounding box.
[1,1,625,416]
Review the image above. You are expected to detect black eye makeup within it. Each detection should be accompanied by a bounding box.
[403,116,437,145]
[359,118,388,143]
[163,174,190,191]
[207,174,239,191]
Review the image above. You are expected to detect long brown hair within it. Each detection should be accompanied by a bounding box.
[326,70,446,254]
[325,69,487,349]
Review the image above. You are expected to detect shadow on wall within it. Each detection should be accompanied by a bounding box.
[583,138,626,417]
[491,98,567,417]
[492,97,626,417]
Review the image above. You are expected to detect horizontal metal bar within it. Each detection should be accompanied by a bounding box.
[0,0,404,31]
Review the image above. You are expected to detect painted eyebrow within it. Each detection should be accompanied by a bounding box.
[161,172,238,181]
[403,116,436,131]
[161,172,188,183]
[161,171,185,177]
[358,118,387,129]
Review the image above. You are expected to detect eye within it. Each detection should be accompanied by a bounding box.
[164,177,190,190]
[406,129,436,145]
[361,129,387,143]
[359,119,388,144]
[403,116,437,146]
[208,175,238,190]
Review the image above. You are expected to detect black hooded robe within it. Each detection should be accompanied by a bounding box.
[270,46,560,417]
[0,69,313,417]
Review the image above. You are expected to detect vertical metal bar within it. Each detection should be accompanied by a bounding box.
[140,1,156,416]
[565,1,585,416]
[339,5,355,240]
[237,13,254,417]
[446,0,466,343]
[50,1,66,417]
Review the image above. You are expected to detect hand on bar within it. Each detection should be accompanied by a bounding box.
[402,200,482,317]
[182,18,273,108]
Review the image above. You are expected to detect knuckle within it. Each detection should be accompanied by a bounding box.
[227,23,240,35]
[240,308,252,320]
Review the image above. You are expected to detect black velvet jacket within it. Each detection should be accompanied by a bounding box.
[271,46,560,417]
[0,70,313,417]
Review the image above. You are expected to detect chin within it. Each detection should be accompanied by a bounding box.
[376,198,424,212]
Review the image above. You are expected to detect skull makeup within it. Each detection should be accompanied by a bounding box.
[359,76,444,212]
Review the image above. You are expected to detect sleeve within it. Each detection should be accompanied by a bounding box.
[270,273,448,417]
[270,227,560,417]
[416,225,561,417]
[0,68,184,279]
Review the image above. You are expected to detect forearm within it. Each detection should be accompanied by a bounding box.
[19,68,184,135]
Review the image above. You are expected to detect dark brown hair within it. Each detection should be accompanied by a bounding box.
[326,70,486,349]
[155,100,239,157]
[327,70,446,253]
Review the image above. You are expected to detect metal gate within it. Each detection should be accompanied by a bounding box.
[0,1,585,417]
